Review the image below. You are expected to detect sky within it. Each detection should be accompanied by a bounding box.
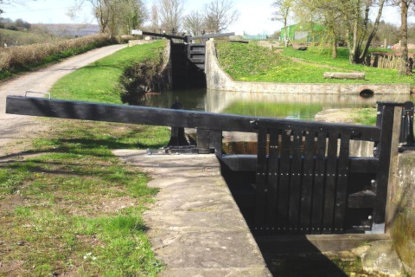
[1,0,407,36]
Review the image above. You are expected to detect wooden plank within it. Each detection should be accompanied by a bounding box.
[6,96,381,141]
[311,131,327,234]
[257,118,379,142]
[322,132,339,233]
[333,132,350,233]
[266,130,279,228]
[374,104,395,223]
[142,31,185,40]
[254,127,268,229]
[219,155,378,174]
[300,129,316,233]
[277,130,291,231]
[210,130,223,157]
[197,128,211,154]
[288,129,303,231]
[191,32,235,40]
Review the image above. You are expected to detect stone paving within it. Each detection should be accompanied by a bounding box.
[113,150,271,277]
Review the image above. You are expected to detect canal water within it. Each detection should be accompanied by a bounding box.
[143,88,414,120]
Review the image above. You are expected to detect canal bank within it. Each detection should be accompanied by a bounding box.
[205,39,411,96]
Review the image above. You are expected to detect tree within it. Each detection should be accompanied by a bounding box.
[293,0,386,64]
[158,0,183,33]
[150,3,160,32]
[294,0,344,58]
[204,0,239,33]
[183,11,204,36]
[346,0,386,64]
[71,0,146,37]
[272,0,293,47]
[398,0,413,75]
[117,0,146,34]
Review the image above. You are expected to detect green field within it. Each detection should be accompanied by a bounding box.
[1,41,170,275]
[51,40,166,103]
[0,28,61,46]
[215,41,415,84]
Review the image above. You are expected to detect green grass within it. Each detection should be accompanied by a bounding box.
[51,40,166,103]
[0,120,169,276]
[354,108,377,126]
[224,101,322,120]
[215,41,415,84]
[0,41,171,275]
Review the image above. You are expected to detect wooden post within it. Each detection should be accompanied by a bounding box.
[374,102,402,229]
[196,128,222,155]
[385,106,403,232]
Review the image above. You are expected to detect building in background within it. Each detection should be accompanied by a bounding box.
[280,23,323,44]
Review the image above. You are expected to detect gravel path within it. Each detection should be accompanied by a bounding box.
[0,44,126,155]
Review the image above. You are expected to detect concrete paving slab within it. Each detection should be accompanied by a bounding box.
[113,150,271,276]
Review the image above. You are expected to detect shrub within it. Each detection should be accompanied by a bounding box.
[0,34,115,79]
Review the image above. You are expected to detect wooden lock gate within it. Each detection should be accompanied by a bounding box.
[5,96,405,235]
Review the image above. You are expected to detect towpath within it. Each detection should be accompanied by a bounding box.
[0,44,126,155]
[114,150,271,276]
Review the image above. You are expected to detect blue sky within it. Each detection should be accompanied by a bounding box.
[2,0,405,35]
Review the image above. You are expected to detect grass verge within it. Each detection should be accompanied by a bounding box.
[50,40,166,103]
[215,41,415,84]
[0,120,170,275]
[0,34,115,81]
[1,41,171,275]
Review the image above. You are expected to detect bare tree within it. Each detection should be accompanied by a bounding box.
[158,0,183,33]
[204,0,239,33]
[272,0,293,47]
[183,11,204,36]
[150,3,160,32]
[70,0,146,37]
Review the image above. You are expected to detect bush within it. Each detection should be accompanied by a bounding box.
[0,34,115,79]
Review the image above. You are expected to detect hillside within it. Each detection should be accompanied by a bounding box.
[32,24,100,37]
[0,28,61,46]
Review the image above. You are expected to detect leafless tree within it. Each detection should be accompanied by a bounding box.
[150,3,160,32]
[158,0,183,33]
[70,0,146,37]
[204,0,239,33]
[183,11,204,36]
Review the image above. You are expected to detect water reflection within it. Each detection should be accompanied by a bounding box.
[144,88,414,120]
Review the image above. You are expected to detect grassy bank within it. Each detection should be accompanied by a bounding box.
[215,41,414,84]
[0,120,169,275]
[1,41,170,275]
[51,40,166,103]
[0,34,114,80]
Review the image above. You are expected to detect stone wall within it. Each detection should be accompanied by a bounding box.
[205,39,411,96]
[389,152,415,275]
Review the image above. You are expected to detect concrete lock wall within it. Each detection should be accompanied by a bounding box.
[205,39,411,96]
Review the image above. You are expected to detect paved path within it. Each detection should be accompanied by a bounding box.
[114,150,271,277]
[0,44,126,153]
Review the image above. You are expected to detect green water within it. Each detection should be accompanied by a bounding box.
[223,101,323,120]
[144,88,413,121]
